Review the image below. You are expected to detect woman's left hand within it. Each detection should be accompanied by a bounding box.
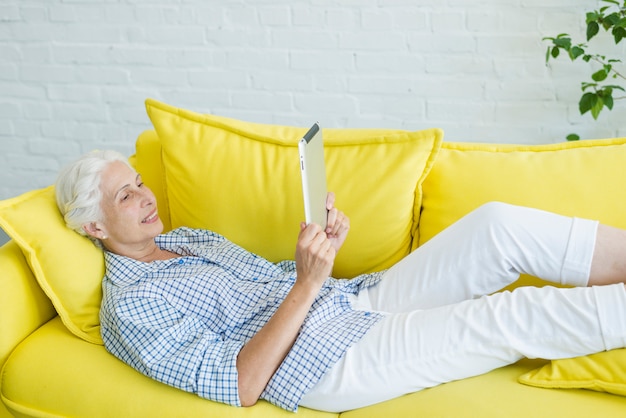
[324,192,350,252]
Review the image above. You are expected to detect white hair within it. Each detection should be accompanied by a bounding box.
[55,150,132,243]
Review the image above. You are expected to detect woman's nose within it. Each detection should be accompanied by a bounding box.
[139,187,155,206]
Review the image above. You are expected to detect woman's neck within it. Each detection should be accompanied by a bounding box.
[105,240,180,262]
[137,246,180,262]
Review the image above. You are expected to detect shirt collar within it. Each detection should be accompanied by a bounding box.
[104,231,192,286]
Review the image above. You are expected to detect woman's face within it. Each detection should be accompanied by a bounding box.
[92,161,163,253]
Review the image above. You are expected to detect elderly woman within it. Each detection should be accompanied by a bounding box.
[55,150,626,413]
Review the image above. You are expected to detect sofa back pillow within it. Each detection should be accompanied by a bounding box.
[418,137,626,286]
[145,99,442,278]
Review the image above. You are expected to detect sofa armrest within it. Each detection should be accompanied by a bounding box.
[0,240,56,369]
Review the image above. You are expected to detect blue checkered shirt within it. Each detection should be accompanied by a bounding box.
[100,227,384,411]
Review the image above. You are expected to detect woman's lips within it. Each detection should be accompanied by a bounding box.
[142,210,159,224]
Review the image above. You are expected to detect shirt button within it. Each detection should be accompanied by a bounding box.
[178,259,185,265]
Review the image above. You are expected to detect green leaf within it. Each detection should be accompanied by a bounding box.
[605,12,621,28]
[566,133,581,141]
[579,92,597,115]
[613,26,626,43]
[581,81,598,91]
[604,93,615,110]
[589,95,605,119]
[587,21,600,40]
[551,46,560,59]
[569,46,585,59]
[592,68,609,81]
[553,37,572,49]
[587,11,602,24]
[605,84,626,91]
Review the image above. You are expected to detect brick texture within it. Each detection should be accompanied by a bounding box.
[1,0,625,202]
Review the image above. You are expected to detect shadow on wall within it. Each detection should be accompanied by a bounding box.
[0,228,9,246]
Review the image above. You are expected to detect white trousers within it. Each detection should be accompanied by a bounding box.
[300,202,626,412]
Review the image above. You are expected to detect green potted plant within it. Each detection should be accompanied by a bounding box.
[543,0,625,140]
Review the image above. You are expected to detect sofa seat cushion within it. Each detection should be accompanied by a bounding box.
[3,318,626,418]
[339,359,626,418]
[145,99,443,278]
[0,317,334,418]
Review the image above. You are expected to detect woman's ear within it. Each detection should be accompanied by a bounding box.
[82,222,107,240]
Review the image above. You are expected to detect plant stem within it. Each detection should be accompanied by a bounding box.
[589,56,626,80]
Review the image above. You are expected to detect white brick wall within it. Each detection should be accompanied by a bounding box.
[1,0,626,202]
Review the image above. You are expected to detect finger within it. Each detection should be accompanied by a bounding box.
[311,227,331,250]
[329,210,349,236]
[326,192,336,210]
[326,207,338,232]
[315,237,336,261]
[297,223,321,248]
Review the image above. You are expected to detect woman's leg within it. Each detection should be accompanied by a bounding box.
[363,202,599,312]
[301,283,626,412]
[590,224,626,285]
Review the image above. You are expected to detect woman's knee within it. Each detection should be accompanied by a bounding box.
[462,202,535,257]
[469,202,521,229]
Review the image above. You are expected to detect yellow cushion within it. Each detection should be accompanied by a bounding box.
[145,99,443,278]
[419,137,626,247]
[518,349,626,397]
[0,187,104,344]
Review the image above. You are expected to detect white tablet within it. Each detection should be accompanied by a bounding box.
[298,122,328,228]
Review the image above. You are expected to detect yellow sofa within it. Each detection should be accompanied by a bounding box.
[3,99,626,417]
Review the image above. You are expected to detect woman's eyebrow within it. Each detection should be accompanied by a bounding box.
[114,174,141,199]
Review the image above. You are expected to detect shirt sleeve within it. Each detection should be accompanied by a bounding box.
[108,296,245,406]
[276,260,296,273]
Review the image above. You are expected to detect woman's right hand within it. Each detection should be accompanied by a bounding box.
[237,222,334,406]
[295,222,336,289]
